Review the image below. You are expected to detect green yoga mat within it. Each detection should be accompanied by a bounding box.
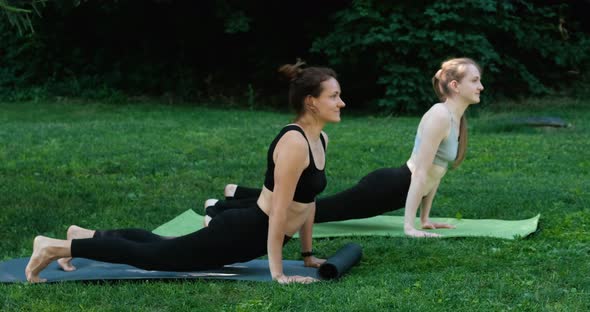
[153,209,540,240]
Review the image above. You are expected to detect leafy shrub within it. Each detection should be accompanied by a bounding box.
[1,1,589,112]
[311,0,590,113]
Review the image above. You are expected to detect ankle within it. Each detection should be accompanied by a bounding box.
[224,184,237,198]
[204,198,219,210]
[44,239,71,260]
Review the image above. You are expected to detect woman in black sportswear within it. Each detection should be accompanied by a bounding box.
[25,61,346,284]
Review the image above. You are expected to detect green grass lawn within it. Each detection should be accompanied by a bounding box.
[1,100,589,311]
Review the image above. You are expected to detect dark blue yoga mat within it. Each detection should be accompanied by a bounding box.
[0,243,362,283]
[0,258,317,283]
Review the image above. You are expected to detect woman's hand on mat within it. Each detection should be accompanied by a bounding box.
[275,274,318,284]
[404,228,441,238]
[304,256,326,268]
[421,221,455,230]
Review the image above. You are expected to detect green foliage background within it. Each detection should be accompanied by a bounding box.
[312,0,590,112]
[1,0,590,112]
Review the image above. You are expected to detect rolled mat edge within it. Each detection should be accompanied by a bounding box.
[318,243,362,280]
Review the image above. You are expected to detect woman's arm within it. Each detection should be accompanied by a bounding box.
[298,203,326,267]
[419,180,455,230]
[419,179,440,224]
[404,107,450,237]
[298,204,314,254]
[266,132,310,283]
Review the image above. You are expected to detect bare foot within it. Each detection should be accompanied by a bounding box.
[203,199,218,227]
[224,184,237,198]
[57,225,94,271]
[25,236,69,283]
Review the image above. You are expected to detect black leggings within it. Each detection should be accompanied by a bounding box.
[71,205,291,271]
[209,164,412,223]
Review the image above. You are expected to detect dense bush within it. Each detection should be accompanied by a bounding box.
[1,0,589,112]
[312,0,590,112]
[0,0,345,105]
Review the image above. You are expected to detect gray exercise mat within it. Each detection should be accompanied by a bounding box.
[1,242,363,283]
[0,257,318,283]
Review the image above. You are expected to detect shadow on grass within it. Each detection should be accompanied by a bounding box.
[476,116,571,134]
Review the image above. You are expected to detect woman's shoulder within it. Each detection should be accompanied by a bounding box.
[276,126,309,147]
[424,103,452,123]
[273,130,310,166]
[275,124,305,140]
[420,104,452,133]
[427,103,448,114]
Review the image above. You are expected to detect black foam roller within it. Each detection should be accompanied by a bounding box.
[318,243,362,280]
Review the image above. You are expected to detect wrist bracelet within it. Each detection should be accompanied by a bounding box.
[301,250,314,258]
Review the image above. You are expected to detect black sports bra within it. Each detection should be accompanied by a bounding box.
[263,125,327,203]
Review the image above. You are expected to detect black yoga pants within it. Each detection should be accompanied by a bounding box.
[71,205,290,271]
[212,164,412,223]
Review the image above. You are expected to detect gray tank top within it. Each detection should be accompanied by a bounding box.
[412,104,458,168]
